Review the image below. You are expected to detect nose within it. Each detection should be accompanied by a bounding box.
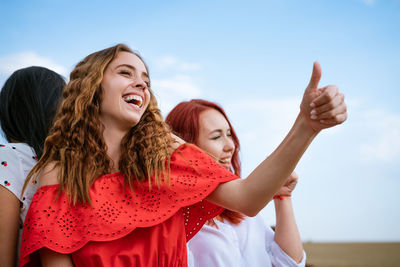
[133,78,147,90]
[223,136,235,153]
[130,72,148,90]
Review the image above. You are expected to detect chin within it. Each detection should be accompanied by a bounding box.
[126,114,144,126]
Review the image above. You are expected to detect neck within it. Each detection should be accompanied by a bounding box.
[102,127,127,171]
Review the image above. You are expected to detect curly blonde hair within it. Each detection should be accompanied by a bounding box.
[23,44,174,204]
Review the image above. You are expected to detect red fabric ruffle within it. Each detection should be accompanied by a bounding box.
[19,143,238,266]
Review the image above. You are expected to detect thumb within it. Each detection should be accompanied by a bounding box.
[307,61,322,89]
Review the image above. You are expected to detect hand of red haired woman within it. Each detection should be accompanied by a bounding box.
[275,172,298,197]
[300,62,347,133]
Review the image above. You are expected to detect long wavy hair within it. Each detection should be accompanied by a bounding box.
[166,99,244,225]
[23,44,174,204]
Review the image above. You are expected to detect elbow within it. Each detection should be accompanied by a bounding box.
[240,206,261,217]
[247,210,261,217]
[244,211,258,217]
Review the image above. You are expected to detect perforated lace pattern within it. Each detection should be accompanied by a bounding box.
[20,144,238,266]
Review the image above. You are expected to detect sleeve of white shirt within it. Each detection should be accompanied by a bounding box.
[265,224,306,267]
[0,145,24,201]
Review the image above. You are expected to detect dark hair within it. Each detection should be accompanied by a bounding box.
[0,66,65,158]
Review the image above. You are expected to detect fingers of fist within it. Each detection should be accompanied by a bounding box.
[288,171,298,182]
[310,87,347,124]
[311,85,339,107]
[283,172,298,190]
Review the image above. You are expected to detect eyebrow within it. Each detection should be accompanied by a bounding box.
[210,129,223,135]
[209,128,230,135]
[115,64,149,78]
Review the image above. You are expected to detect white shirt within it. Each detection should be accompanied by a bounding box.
[0,143,38,264]
[188,215,306,267]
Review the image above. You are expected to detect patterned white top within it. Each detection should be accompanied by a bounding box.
[187,215,306,267]
[0,142,38,263]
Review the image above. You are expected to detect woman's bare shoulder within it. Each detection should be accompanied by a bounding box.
[170,133,186,150]
[38,161,60,187]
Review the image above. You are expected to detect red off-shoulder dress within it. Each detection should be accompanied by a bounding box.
[19,144,238,267]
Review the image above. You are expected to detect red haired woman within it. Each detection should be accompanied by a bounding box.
[167,99,306,266]
[20,44,346,266]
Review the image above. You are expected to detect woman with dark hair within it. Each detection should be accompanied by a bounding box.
[0,66,65,267]
[20,44,346,267]
[167,99,305,266]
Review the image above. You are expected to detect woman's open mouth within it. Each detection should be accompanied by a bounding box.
[122,94,143,108]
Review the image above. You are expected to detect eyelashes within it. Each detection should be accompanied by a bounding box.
[119,69,150,87]
[119,69,133,76]
[210,133,232,140]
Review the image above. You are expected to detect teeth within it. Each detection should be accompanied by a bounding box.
[123,95,143,107]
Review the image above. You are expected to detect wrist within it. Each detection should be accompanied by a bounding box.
[296,112,320,137]
[273,194,291,200]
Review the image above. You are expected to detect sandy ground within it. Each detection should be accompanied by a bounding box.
[303,242,400,267]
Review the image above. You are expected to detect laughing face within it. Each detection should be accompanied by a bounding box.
[99,51,151,132]
[197,108,235,171]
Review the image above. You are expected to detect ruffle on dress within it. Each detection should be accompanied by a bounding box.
[19,144,238,266]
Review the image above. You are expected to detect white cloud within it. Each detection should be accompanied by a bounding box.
[153,74,203,115]
[360,110,400,162]
[226,97,301,143]
[153,74,202,98]
[155,56,201,72]
[0,52,68,77]
[151,55,203,114]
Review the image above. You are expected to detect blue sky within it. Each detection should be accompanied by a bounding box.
[1,0,399,242]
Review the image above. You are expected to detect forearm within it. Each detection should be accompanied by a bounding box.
[209,62,346,217]
[208,113,317,216]
[0,224,18,267]
[274,198,303,263]
[0,187,20,267]
[239,113,317,215]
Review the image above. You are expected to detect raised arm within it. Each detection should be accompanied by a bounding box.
[273,172,303,263]
[206,62,347,216]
